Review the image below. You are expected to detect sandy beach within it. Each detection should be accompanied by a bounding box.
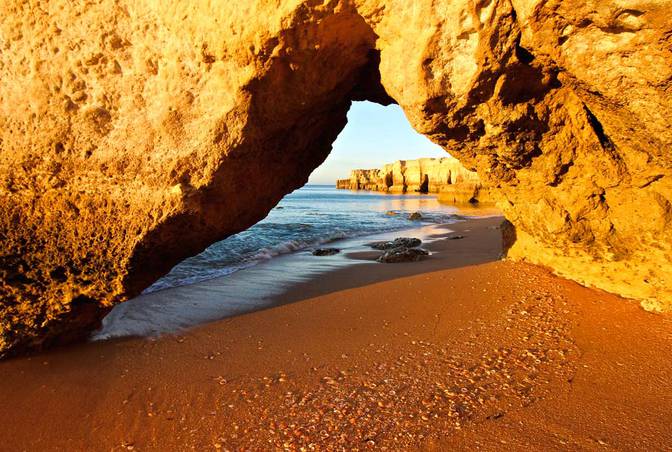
[1,216,671,451]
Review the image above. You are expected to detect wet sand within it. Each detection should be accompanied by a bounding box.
[1,217,671,451]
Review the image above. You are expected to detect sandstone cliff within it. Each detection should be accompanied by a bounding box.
[336,157,491,204]
[1,0,671,356]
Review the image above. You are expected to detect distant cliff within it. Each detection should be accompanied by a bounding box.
[336,157,492,204]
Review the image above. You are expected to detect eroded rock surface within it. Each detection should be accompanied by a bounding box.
[1,0,671,356]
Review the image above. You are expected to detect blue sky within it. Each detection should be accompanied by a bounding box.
[308,101,449,184]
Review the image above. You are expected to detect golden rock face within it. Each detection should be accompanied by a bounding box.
[336,157,492,204]
[0,0,670,356]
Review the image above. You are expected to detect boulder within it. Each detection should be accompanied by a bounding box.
[408,212,423,221]
[312,248,340,256]
[377,247,429,263]
[367,238,422,250]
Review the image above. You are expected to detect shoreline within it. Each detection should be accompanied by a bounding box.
[0,216,671,450]
[95,211,501,341]
[141,188,483,295]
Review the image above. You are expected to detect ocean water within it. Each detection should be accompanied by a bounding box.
[95,186,481,339]
[146,185,464,293]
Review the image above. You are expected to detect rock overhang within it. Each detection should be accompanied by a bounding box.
[0,0,670,357]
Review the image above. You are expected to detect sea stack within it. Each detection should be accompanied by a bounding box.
[336,157,491,204]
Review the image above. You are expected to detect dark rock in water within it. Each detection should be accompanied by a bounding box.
[377,247,429,263]
[408,212,422,220]
[385,210,398,216]
[312,248,340,256]
[367,237,422,250]
[448,235,465,240]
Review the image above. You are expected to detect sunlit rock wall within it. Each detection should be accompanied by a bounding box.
[336,157,491,204]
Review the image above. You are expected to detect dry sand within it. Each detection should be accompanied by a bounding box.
[0,217,671,451]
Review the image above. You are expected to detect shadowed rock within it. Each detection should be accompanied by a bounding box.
[312,248,341,256]
[377,247,429,263]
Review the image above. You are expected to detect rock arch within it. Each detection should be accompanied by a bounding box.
[0,0,671,356]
